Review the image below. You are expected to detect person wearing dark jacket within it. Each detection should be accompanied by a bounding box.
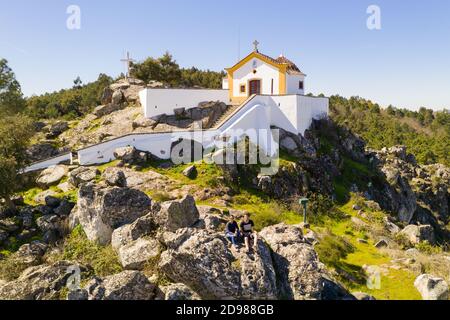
[225,215,240,248]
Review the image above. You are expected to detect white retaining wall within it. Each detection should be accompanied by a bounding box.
[25,94,329,170]
[140,89,229,118]
[77,130,220,166]
[295,95,329,135]
[23,153,72,173]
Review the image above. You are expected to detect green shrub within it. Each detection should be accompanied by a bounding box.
[415,241,443,255]
[51,225,122,277]
[291,193,346,226]
[393,232,412,250]
[147,191,175,203]
[315,231,355,268]
[0,255,29,281]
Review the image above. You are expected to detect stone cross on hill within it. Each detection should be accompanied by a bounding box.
[121,51,135,79]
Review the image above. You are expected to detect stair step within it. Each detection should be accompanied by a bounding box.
[213,105,240,128]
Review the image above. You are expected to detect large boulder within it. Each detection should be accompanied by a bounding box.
[33,190,59,204]
[100,87,113,105]
[156,195,200,232]
[113,146,148,164]
[164,283,201,300]
[93,104,122,118]
[36,214,68,243]
[189,101,228,128]
[111,213,158,250]
[102,167,127,187]
[36,165,68,188]
[53,199,75,217]
[26,143,59,162]
[75,184,152,245]
[414,274,448,300]
[0,261,82,300]
[195,205,226,231]
[399,224,436,245]
[259,223,345,300]
[0,218,20,233]
[68,167,100,187]
[159,228,277,300]
[85,271,156,300]
[13,241,48,267]
[118,238,161,270]
[45,121,69,139]
[112,90,124,105]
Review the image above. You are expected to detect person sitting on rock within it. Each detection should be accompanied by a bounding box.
[240,213,257,253]
[225,215,240,248]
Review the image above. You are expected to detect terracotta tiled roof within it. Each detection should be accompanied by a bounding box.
[275,55,304,75]
[256,51,304,75]
[226,50,305,76]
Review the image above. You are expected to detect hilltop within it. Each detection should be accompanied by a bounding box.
[0,57,449,300]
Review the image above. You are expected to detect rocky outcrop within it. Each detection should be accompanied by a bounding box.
[102,167,127,187]
[111,213,158,250]
[183,165,197,179]
[85,270,156,300]
[148,101,228,131]
[369,146,449,228]
[36,213,69,244]
[93,104,124,118]
[75,184,152,245]
[68,166,99,187]
[109,78,146,105]
[26,143,59,162]
[45,121,69,139]
[156,195,200,232]
[163,283,201,300]
[414,274,449,300]
[0,261,82,300]
[259,224,328,300]
[13,241,48,267]
[113,146,149,165]
[159,228,278,300]
[399,224,436,245]
[118,238,161,270]
[36,165,68,188]
[254,223,354,300]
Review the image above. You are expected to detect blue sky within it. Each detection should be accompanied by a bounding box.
[1,0,449,110]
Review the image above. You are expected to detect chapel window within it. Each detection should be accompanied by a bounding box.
[299,81,304,90]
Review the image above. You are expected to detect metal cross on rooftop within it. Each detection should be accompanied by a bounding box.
[253,40,260,52]
[120,51,135,79]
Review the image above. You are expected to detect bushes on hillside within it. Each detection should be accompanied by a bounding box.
[330,95,449,166]
[25,74,112,120]
[131,52,225,89]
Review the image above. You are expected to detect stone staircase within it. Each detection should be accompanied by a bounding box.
[212,104,241,128]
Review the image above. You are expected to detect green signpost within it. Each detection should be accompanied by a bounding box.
[299,197,309,224]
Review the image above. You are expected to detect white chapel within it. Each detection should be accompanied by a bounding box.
[223,41,306,104]
[27,43,329,171]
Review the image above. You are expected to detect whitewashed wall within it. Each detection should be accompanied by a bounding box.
[24,153,72,173]
[140,89,229,118]
[222,78,229,90]
[270,95,299,134]
[232,58,280,97]
[77,131,220,166]
[286,74,305,95]
[26,93,329,170]
[295,95,329,135]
